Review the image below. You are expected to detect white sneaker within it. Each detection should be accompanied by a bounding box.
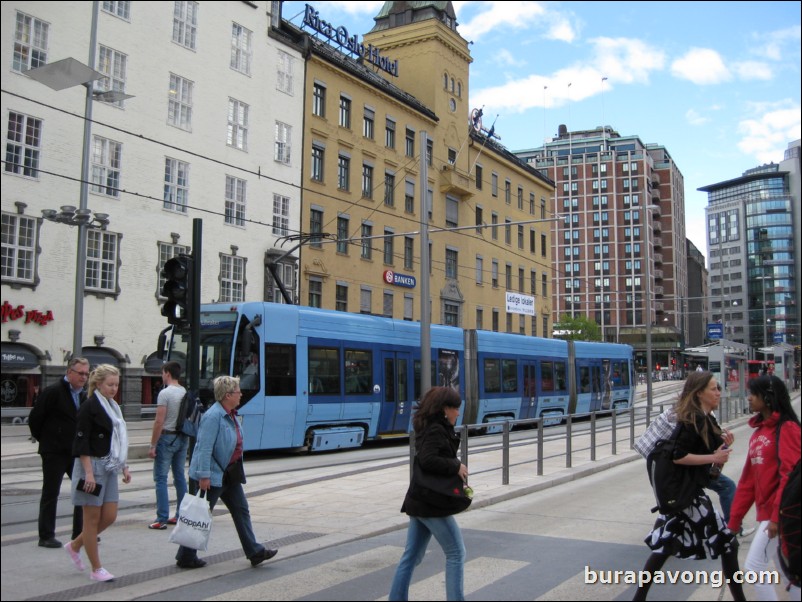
[738,526,756,538]
[90,567,114,582]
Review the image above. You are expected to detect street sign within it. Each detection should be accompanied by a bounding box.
[707,323,723,340]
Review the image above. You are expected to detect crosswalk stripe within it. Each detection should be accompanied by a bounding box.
[377,557,529,601]
[534,568,630,601]
[204,546,403,601]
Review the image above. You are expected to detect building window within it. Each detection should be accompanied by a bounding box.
[336,216,349,254]
[172,1,197,49]
[267,261,294,304]
[363,108,375,139]
[335,284,348,311]
[274,121,291,164]
[272,194,289,236]
[383,229,394,265]
[276,50,293,94]
[362,164,373,198]
[96,46,127,108]
[384,172,395,206]
[404,294,413,321]
[517,186,523,210]
[492,309,499,332]
[476,308,483,330]
[383,291,394,317]
[444,302,459,326]
[506,314,513,333]
[230,23,252,75]
[405,180,415,213]
[103,1,130,19]
[360,287,372,314]
[505,264,512,290]
[85,230,119,294]
[220,254,245,302]
[518,225,524,249]
[446,197,458,228]
[312,83,326,117]
[1,213,37,284]
[90,136,121,197]
[308,277,322,308]
[309,209,323,248]
[475,255,483,285]
[475,165,483,190]
[491,213,498,240]
[518,268,525,292]
[168,73,193,130]
[339,95,351,128]
[385,118,395,149]
[227,98,248,150]
[530,192,535,215]
[446,248,458,279]
[311,146,324,182]
[361,223,372,259]
[338,154,350,191]
[157,241,190,297]
[405,128,415,157]
[448,148,457,165]
[224,175,246,227]
[163,157,189,213]
[530,270,537,295]
[404,237,414,269]
[505,180,511,204]
[541,233,547,257]
[427,140,433,166]
[491,173,498,197]
[12,11,48,73]
[491,260,499,287]
[542,273,548,297]
[505,219,511,245]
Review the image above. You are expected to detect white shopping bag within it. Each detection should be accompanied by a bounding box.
[168,490,213,551]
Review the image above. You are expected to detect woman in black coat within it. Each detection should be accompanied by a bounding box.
[389,387,468,601]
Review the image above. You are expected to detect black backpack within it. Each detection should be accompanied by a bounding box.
[174,390,204,437]
[646,424,699,515]
[778,459,801,588]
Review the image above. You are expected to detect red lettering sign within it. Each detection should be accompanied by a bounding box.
[1,301,54,326]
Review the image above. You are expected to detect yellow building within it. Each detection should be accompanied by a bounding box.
[290,1,554,336]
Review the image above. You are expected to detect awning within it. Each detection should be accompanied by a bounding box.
[81,348,120,368]
[1,344,41,371]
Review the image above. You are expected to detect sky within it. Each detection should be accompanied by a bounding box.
[283,1,801,260]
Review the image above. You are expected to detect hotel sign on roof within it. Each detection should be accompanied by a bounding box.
[303,4,399,77]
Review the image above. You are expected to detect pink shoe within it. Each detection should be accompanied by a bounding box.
[64,541,85,571]
[90,567,114,582]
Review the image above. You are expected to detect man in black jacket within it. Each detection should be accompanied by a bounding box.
[28,358,89,548]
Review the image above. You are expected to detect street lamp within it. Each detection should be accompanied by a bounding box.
[23,1,132,359]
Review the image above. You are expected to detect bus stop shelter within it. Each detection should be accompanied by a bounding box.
[683,339,750,422]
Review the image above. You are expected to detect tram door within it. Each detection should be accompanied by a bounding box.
[519,362,538,419]
[380,351,413,433]
[577,360,604,412]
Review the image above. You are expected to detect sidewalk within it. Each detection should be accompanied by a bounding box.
[1,381,775,601]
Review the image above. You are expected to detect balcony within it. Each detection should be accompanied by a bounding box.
[439,164,473,200]
[654,252,663,265]
[654,269,664,281]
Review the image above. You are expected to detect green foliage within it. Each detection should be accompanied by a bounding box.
[553,314,602,341]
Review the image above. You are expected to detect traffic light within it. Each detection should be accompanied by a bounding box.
[161,255,193,327]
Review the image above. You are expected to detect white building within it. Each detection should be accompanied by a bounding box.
[1,1,303,418]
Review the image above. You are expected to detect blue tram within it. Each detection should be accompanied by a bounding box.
[166,302,633,451]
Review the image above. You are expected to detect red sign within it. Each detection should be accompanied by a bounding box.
[1,301,55,326]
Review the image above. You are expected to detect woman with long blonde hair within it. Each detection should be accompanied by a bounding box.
[632,371,745,600]
[65,365,131,582]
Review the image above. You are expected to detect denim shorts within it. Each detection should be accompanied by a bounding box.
[71,458,120,506]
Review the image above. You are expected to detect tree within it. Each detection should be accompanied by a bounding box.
[553,314,602,341]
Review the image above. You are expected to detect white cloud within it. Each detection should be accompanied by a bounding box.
[495,48,526,68]
[471,36,664,113]
[737,102,801,164]
[671,48,732,84]
[750,26,801,61]
[313,1,383,16]
[458,1,578,43]
[685,109,709,126]
[733,61,773,81]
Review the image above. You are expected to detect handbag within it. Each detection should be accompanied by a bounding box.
[168,489,213,551]
[411,456,472,514]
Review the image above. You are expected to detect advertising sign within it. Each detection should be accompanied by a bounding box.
[506,292,535,316]
[707,323,723,340]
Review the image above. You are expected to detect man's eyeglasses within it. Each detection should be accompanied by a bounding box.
[70,368,90,378]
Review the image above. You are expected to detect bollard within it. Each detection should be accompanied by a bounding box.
[537,418,544,476]
[629,405,636,449]
[566,414,572,468]
[611,407,617,455]
[590,411,596,461]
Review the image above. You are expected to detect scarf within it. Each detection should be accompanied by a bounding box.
[95,391,128,472]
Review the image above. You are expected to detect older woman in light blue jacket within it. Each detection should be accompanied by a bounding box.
[174,376,277,569]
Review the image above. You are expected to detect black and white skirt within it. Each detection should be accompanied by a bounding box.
[644,492,737,559]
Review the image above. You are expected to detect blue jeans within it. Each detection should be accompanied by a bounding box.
[153,434,189,523]
[706,473,736,523]
[389,515,466,601]
[175,480,264,563]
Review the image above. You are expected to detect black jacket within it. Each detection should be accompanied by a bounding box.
[72,394,114,459]
[402,416,462,517]
[673,411,724,489]
[28,378,86,456]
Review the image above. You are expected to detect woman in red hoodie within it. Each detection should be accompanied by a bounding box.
[729,375,801,601]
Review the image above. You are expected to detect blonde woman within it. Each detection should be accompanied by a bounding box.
[64,365,131,582]
[632,371,744,600]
